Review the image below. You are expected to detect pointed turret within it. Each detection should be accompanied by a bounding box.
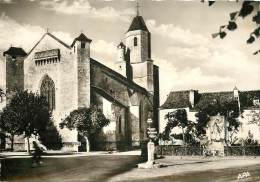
[127,16,149,32]
[71,33,92,47]
[3,47,27,58]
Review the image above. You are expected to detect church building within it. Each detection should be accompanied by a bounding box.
[0,14,160,151]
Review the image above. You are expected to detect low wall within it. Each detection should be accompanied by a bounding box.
[156,145,203,156]
[224,146,260,156]
[156,145,260,156]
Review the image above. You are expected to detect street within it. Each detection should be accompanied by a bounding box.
[1,154,260,182]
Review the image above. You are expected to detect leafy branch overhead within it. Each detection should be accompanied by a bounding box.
[209,1,260,55]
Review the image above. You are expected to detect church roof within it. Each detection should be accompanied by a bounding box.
[90,58,150,97]
[71,33,92,47]
[3,47,27,57]
[127,16,149,32]
[161,89,260,110]
[27,32,71,56]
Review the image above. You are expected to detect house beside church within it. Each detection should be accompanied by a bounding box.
[0,14,159,152]
[160,87,260,145]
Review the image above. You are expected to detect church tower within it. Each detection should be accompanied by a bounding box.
[124,11,154,93]
[3,47,27,102]
[116,42,127,77]
[72,33,92,108]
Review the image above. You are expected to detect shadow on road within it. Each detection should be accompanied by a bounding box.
[160,160,213,168]
[0,154,141,182]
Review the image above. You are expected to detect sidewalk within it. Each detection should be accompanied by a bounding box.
[107,156,260,182]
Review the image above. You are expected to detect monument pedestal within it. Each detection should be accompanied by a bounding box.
[138,161,162,169]
[138,141,162,169]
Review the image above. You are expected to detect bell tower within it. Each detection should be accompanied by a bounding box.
[124,8,153,93]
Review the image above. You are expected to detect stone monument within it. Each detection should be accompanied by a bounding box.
[138,118,161,169]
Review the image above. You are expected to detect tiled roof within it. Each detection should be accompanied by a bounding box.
[90,58,150,97]
[127,16,149,32]
[71,33,92,47]
[3,47,27,57]
[194,91,234,110]
[161,89,260,110]
[160,90,190,109]
[239,90,260,109]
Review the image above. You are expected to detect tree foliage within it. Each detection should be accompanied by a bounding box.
[60,106,110,138]
[164,109,192,144]
[38,121,63,150]
[0,90,53,151]
[0,105,21,150]
[210,1,260,55]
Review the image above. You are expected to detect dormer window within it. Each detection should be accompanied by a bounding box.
[134,37,138,46]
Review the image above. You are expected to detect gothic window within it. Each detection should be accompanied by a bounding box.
[40,75,55,110]
[134,37,138,46]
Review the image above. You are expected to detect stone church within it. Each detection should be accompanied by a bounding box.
[0,14,160,151]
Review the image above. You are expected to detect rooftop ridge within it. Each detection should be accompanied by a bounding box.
[27,32,71,57]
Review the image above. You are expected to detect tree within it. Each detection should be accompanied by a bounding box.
[0,106,22,150]
[38,120,63,150]
[0,90,51,152]
[209,1,260,55]
[164,109,190,145]
[59,106,110,152]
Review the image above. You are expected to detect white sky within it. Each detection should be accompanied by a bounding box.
[0,0,259,104]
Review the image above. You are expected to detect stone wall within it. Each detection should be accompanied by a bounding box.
[125,30,150,64]
[75,41,90,108]
[5,55,24,102]
[24,34,79,151]
[90,60,153,149]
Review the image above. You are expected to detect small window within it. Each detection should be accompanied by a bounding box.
[134,37,138,46]
[118,116,122,134]
[81,42,86,48]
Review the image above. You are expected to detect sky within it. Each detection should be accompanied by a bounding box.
[0,0,259,104]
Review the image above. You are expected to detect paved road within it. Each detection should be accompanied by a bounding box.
[1,155,260,182]
[1,155,141,182]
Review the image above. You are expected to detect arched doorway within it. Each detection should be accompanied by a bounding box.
[40,75,55,110]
